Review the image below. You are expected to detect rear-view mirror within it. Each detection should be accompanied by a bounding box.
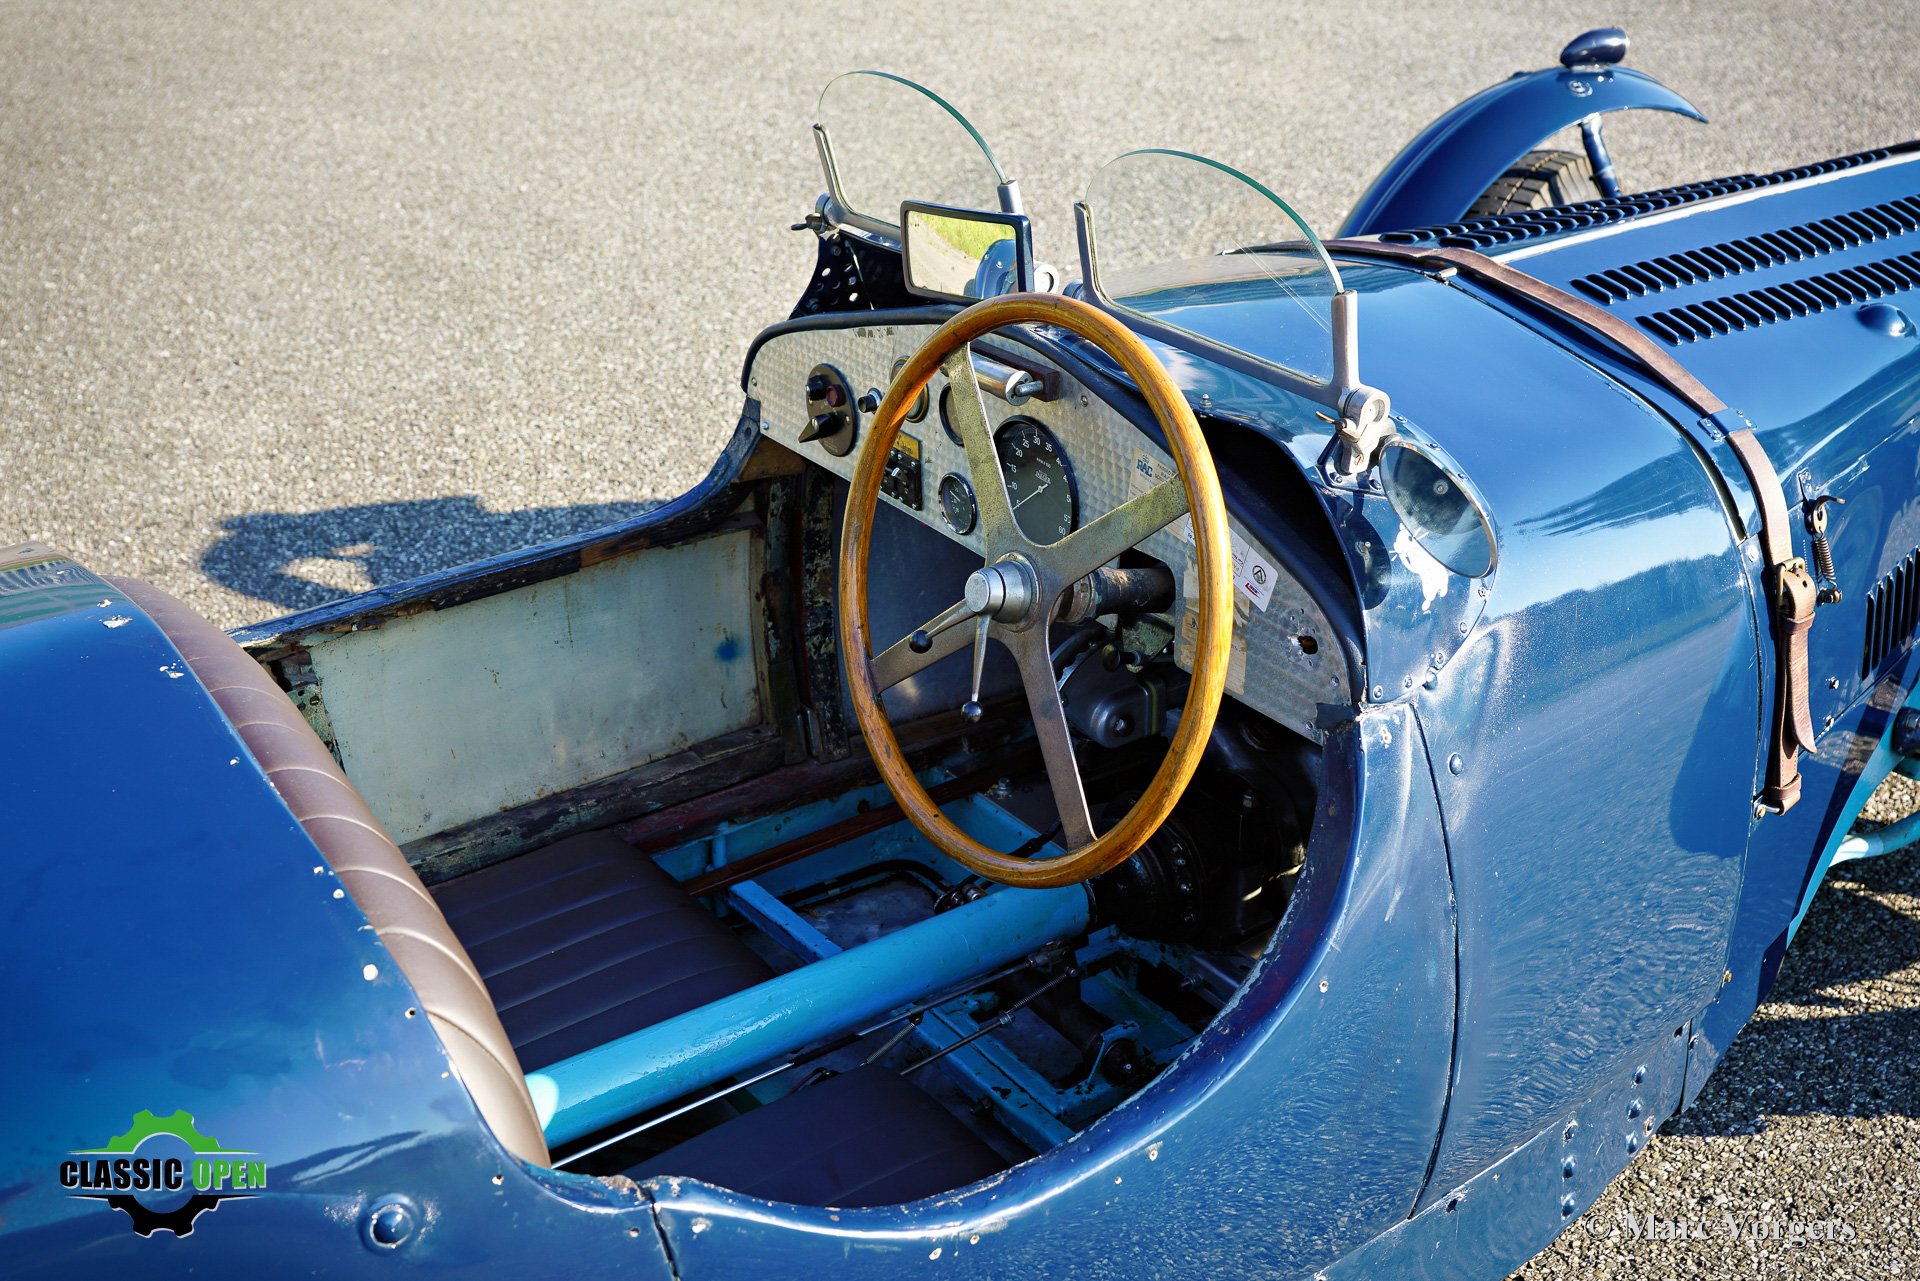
[901,202,1033,303]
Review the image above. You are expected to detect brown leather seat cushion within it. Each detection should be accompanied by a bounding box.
[435,832,774,1071]
[628,1065,1006,1207]
[110,577,551,1168]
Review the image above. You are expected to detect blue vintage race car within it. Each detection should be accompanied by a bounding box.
[6,29,1915,1279]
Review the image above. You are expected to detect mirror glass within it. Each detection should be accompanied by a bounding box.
[903,205,1028,301]
[1380,441,1496,578]
[816,71,1005,227]
[1083,149,1341,384]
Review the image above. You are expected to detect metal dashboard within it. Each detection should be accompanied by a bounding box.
[745,321,1348,742]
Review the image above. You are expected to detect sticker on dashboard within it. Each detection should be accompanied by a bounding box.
[1176,572,1251,697]
[1130,449,1274,612]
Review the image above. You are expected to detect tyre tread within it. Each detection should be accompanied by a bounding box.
[1465,149,1602,219]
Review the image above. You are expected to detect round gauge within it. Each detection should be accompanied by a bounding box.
[890,357,929,423]
[994,417,1078,543]
[938,384,964,447]
[938,473,978,536]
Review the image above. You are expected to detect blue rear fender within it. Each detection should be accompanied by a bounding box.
[1340,65,1705,237]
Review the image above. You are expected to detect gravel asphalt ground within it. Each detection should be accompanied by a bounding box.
[4,2,1915,1276]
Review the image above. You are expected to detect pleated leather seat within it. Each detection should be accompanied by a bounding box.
[435,831,774,1071]
[628,1065,1006,1207]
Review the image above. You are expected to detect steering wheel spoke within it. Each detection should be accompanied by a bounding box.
[1005,626,1097,848]
[940,347,1019,547]
[872,599,980,690]
[1049,475,1189,584]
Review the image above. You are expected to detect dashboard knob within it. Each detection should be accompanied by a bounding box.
[801,363,860,456]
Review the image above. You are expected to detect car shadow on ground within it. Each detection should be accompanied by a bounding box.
[1672,847,1918,1132]
[202,497,658,612]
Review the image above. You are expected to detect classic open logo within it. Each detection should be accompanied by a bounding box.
[59,1110,265,1237]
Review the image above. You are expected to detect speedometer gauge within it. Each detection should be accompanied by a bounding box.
[994,417,1078,543]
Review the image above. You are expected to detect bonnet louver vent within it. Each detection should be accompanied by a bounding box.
[1863,547,1920,679]
[1376,143,1916,251]
[1635,250,1920,343]
[1569,198,1920,303]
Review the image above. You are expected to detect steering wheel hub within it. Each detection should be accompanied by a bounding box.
[965,558,1038,625]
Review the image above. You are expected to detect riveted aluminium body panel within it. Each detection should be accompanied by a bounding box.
[0,591,672,1279]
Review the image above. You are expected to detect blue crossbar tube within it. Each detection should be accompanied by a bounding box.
[527,883,1092,1146]
[1833,809,1920,864]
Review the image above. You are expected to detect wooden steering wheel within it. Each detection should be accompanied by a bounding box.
[839,293,1234,889]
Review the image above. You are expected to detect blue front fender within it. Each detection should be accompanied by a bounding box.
[1340,66,1705,237]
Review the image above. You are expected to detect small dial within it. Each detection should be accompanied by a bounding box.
[938,473,978,535]
[891,357,930,423]
[994,417,1077,543]
[938,384,964,447]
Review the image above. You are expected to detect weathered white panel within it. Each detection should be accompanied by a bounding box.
[310,533,761,844]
